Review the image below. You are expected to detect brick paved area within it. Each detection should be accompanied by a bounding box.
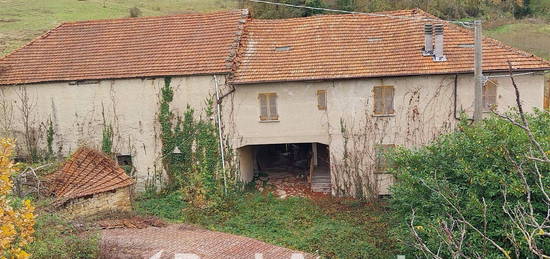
[100,224,315,259]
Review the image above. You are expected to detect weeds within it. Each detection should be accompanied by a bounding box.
[136,190,396,258]
[27,213,99,259]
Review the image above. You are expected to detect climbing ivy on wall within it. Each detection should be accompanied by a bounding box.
[46,119,54,158]
[101,123,113,155]
[158,77,240,207]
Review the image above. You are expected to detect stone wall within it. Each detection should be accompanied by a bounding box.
[60,187,133,219]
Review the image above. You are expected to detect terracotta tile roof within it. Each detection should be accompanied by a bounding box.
[0,10,248,85]
[49,147,134,201]
[232,9,550,84]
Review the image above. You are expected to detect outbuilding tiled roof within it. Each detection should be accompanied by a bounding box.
[0,10,248,85]
[49,147,134,201]
[232,9,550,84]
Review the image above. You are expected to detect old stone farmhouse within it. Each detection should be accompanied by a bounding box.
[0,9,548,196]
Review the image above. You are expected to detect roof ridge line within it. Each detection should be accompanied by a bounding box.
[225,9,250,71]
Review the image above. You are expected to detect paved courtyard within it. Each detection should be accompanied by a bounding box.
[100,224,316,259]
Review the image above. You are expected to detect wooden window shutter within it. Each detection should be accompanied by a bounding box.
[268,93,278,120]
[373,86,383,114]
[374,86,394,115]
[383,86,395,114]
[317,90,327,110]
[483,80,497,111]
[259,94,268,120]
[545,79,549,110]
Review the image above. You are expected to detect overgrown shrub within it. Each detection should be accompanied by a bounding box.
[389,111,549,258]
[128,7,142,18]
[27,213,99,259]
[0,138,35,258]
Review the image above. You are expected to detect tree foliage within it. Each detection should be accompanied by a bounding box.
[248,0,545,20]
[389,111,549,258]
[0,139,35,259]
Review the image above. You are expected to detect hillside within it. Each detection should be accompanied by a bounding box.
[0,0,549,61]
[486,22,550,60]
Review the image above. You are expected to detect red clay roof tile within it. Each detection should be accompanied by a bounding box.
[0,10,248,85]
[49,147,134,201]
[231,9,550,84]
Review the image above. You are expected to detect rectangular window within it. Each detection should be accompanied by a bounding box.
[317,90,327,110]
[483,80,497,111]
[373,86,395,115]
[259,93,278,121]
[375,144,396,173]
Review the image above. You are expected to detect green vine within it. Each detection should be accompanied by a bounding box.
[46,118,54,158]
[101,123,113,155]
[158,77,240,207]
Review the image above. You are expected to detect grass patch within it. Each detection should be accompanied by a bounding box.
[0,0,237,55]
[27,213,100,259]
[486,22,550,60]
[134,191,186,221]
[136,191,396,258]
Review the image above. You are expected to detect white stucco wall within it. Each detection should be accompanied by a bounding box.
[0,75,225,189]
[229,72,545,196]
[0,71,544,195]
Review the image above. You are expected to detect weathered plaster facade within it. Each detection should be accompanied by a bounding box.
[0,75,227,188]
[230,72,545,195]
[0,72,545,195]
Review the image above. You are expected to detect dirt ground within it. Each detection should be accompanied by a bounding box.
[100,224,316,259]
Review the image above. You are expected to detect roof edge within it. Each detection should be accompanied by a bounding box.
[230,68,549,85]
[0,71,231,86]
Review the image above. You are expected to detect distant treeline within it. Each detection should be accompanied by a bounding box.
[244,0,550,20]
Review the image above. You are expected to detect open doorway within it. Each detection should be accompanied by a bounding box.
[255,143,311,179]
[239,143,331,196]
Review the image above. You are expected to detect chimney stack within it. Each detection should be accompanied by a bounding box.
[433,24,447,62]
[423,24,433,56]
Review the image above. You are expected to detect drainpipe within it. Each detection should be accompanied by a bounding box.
[213,75,227,193]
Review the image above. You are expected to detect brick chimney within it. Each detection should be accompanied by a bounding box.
[433,24,447,62]
[423,24,433,56]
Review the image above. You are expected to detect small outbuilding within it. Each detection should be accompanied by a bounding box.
[48,147,135,218]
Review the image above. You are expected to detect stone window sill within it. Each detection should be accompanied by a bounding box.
[372,114,395,118]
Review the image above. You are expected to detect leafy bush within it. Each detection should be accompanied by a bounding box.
[128,7,142,18]
[27,213,99,259]
[1,138,35,258]
[389,111,549,258]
